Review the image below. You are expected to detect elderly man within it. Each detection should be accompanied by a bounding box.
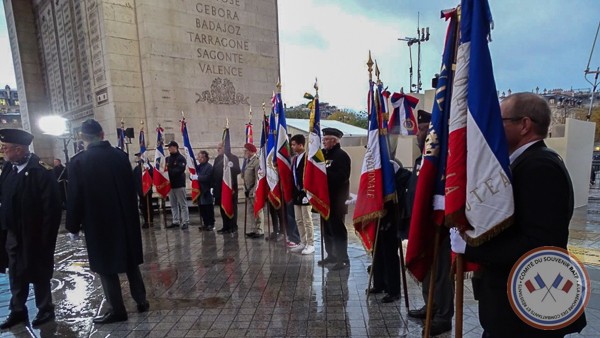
[165,141,189,229]
[242,143,264,238]
[196,150,215,231]
[212,142,241,234]
[66,119,149,324]
[0,129,61,329]
[451,93,586,337]
[317,128,351,271]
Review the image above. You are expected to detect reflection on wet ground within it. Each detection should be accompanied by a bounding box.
[1,192,600,337]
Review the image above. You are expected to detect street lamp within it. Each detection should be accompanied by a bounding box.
[38,115,73,164]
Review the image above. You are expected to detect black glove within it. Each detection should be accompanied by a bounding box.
[245,190,249,198]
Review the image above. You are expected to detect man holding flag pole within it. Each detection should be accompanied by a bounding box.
[213,120,241,234]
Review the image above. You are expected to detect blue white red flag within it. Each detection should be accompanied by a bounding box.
[274,92,294,204]
[406,9,456,282]
[303,94,330,220]
[266,110,281,209]
[389,92,419,135]
[445,0,513,244]
[375,82,396,202]
[153,126,171,198]
[139,127,152,195]
[353,80,385,252]
[221,127,235,218]
[181,117,201,203]
[254,114,269,216]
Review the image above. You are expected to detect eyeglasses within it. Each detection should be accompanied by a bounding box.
[501,116,538,123]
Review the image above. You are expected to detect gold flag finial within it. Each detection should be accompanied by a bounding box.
[375,61,381,85]
[226,118,229,128]
[314,78,319,98]
[120,119,125,129]
[367,51,374,81]
[276,78,282,93]
[262,102,266,114]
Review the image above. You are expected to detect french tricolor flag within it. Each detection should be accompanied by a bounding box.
[445,0,513,243]
[552,273,574,293]
[525,273,546,293]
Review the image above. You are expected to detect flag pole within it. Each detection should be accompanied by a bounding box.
[424,226,442,338]
[142,120,152,226]
[366,219,381,302]
[453,6,464,337]
[262,102,272,240]
[375,60,410,309]
[244,106,252,236]
[275,80,289,248]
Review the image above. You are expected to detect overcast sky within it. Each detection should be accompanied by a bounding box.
[1,1,598,112]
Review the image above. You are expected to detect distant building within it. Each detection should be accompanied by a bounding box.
[0,85,21,128]
[286,118,367,147]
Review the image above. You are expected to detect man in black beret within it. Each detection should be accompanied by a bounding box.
[66,119,149,324]
[318,127,352,270]
[0,129,62,328]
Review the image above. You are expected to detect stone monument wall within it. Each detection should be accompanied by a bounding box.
[5,0,279,161]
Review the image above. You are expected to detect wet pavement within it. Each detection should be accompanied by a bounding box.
[1,189,600,337]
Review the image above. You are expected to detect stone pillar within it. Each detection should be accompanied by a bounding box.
[4,0,54,162]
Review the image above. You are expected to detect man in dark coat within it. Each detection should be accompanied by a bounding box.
[53,158,68,209]
[0,129,62,329]
[133,153,154,228]
[451,93,586,337]
[317,128,351,271]
[196,150,215,230]
[66,119,149,324]
[370,160,411,303]
[212,142,241,234]
[165,141,189,229]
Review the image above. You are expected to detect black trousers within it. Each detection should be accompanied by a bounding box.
[199,204,215,227]
[372,228,400,296]
[323,214,348,262]
[98,266,147,314]
[421,234,454,322]
[139,194,154,224]
[6,230,53,313]
[219,193,238,231]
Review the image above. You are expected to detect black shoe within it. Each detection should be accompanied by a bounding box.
[245,232,256,237]
[381,294,400,303]
[265,232,278,241]
[92,312,128,324]
[165,223,179,229]
[141,223,149,229]
[251,233,264,239]
[366,287,384,294]
[205,226,214,231]
[330,262,349,271]
[217,228,229,234]
[31,310,55,327]
[425,320,452,336]
[181,224,189,230]
[137,301,150,313]
[0,311,27,329]
[408,305,430,319]
[230,228,238,234]
[317,257,337,266]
